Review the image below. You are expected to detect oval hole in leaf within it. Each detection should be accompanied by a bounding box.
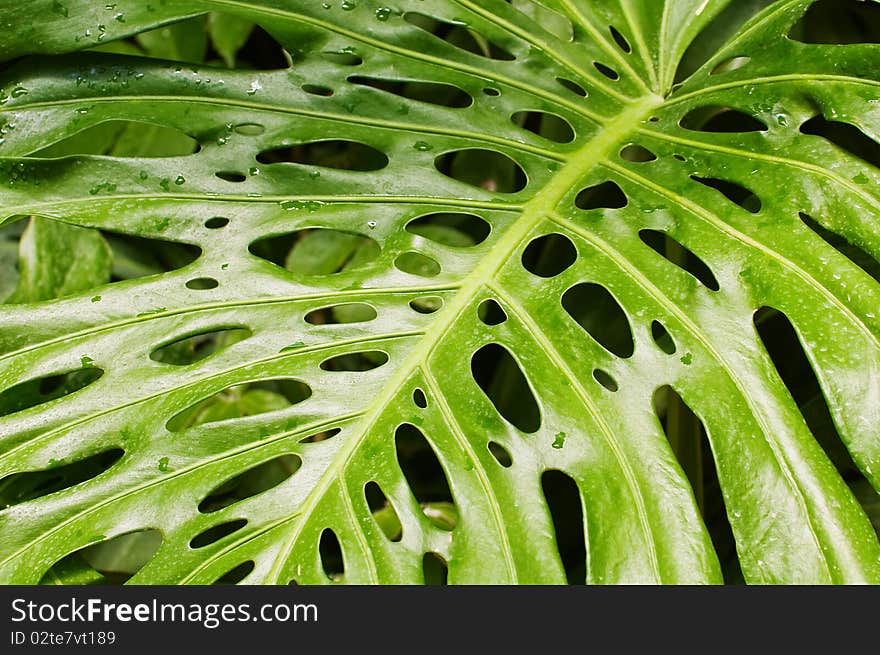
[639,229,721,291]
[800,115,880,169]
[33,120,199,158]
[404,12,515,60]
[409,296,444,314]
[40,529,162,585]
[488,441,513,468]
[651,320,677,354]
[212,560,255,585]
[482,87,500,96]
[349,75,472,108]
[592,369,619,392]
[215,171,246,183]
[619,144,657,162]
[406,212,491,247]
[521,232,577,278]
[166,379,312,432]
[679,106,767,133]
[471,344,541,433]
[298,427,342,444]
[319,528,344,580]
[512,111,575,144]
[556,77,587,97]
[104,232,201,281]
[593,62,619,80]
[319,351,389,372]
[256,140,389,171]
[395,423,455,525]
[541,470,586,584]
[413,388,428,408]
[422,552,449,585]
[478,298,507,326]
[186,277,219,290]
[198,454,302,514]
[304,303,377,325]
[302,84,333,96]
[204,216,229,229]
[562,283,634,358]
[365,481,403,542]
[322,51,363,66]
[575,181,627,210]
[789,0,880,44]
[249,228,380,275]
[189,519,248,549]
[710,56,751,75]
[395,251,442,278]
[691,176,762,213]
[0,367,104,417]
[150,327,251,365]
[609,26,632,53]
[434,149,527,193]
[0,448,124,509]
[798,213,880,283]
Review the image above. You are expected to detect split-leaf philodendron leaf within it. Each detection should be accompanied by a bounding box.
[1,0,879,584]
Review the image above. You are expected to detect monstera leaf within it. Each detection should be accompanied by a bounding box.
[1,0,879,585]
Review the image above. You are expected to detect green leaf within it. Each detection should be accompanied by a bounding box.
[7,217,111,303]
[0,0,879,586]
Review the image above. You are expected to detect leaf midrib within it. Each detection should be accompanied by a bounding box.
[265,93,665,583]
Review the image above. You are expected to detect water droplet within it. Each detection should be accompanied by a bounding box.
[413,141,433,151]
[341,1,356,10]
[157,456,170,472]
[308,170,321,179]
[367,220,377,229]
[174,175,185,185]
[280,199,326,212]
[552,432,566,449]
[375,6,391,20]
[138,170,148,180]
[91,295,101,302]
[11,87,28,98]
[247,80,262,96]
[249,166,260,176]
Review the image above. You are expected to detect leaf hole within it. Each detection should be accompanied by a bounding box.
[395,423,455,527]
[680,106,767,133]
[0,448,124,509]
[691,175,762,213]
[478,298,507,326]
[651,320,677,354]
[619,144,657,162]
[249,229,380,275]
[789,0,880,44]
[798,213,880,283]
[256,140,388,171]
[593,62,619,80]
[710,56,751,75]
[198,454,301,514]
[403,12,515,60]
[639,229,721,290]
[575,181,627,210]
[471,343,541,433]
[319,351,389,372]
[212,560,255,585]
[298,427,342,444]
[167,379,312,432]
[406,212,491,247]
[365,481,403,542]
[40,529,162,585]
[304,303,377,325]
[150,327,251,365]
[302,84,333,96]
[189,519,248,549]
[409,296,444,314]
[592,369,619,392]
[541,470,586,584]
[413,388,428,408]
[104,233,200,281]
[215,171,246,183]
[395,251,441,278]
[556,77,587,97]
[321,51,363,66]
[349,75,472,108]
[482,87,501,96]
[521,232,577,278]
[488,441,513,467]
[33,120,199,158]
[800,114,880,169]
[422,552,448,585]
[233,123,265,136]
[562,283,635,358]
[653,385,742,583]
[0,367,104,417]
[609,25,632,52]
[511,111,575,144]
[186,277,219,290]
[434,149,527,193]
[204,216,229,229]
